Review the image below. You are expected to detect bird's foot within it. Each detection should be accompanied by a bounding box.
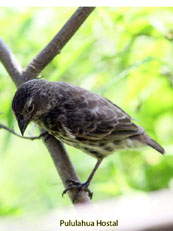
[62,179,93,201]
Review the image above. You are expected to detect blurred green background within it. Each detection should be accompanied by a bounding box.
[0,7,172,217]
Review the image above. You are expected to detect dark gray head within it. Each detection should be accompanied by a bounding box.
[12,79,50,135]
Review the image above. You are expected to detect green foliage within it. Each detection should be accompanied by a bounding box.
[0,7,172,216]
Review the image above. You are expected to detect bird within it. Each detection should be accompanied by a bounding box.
[12,79,165,200]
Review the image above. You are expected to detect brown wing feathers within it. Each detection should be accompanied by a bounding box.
[67,91,142,141]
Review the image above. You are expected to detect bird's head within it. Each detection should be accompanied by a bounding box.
[12,79,49,135]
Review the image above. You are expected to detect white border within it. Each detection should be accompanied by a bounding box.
[0,0,172,7]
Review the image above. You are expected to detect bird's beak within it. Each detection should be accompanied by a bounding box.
[17,117,30,136]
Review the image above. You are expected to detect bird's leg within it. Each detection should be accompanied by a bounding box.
[42,131,52,143]
[62,158,103,201]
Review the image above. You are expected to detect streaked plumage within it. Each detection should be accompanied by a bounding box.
[12,79,165,199]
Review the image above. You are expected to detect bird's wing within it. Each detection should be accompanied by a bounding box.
[64,89,143,141]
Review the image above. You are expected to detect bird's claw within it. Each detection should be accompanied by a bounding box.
[62,179,93,201]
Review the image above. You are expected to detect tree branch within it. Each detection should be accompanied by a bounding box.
[42,134,90,204]
[22,7,95,81]
[0,38,22,87]
[0,7,95,205]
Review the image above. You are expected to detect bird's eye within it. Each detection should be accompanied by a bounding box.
[26,105,33,113]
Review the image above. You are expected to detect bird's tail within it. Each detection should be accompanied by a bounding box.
[145,136,165,154]
[135,133,165,154]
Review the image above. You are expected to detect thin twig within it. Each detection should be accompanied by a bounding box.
[0,123,47,140]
